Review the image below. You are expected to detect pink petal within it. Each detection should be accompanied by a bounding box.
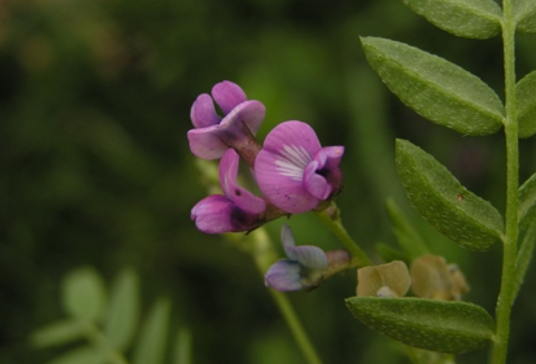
[255,148,319,213]
[191,195,262,233]
[190,93,221,128]
[212,81,247,114]
[218,100,266,138]
[313,146,344,169]
[187,101,266,161]
[255,121,322,213]
[187,126,229,160]
[312,146,345,191]
[303,161,332,200]
[261,121,321,157]
[191,195,236,234]
[219,149,266,214]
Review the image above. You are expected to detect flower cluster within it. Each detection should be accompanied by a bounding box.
[189,81,345,234]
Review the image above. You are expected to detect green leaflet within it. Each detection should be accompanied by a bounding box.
[361,37,504,136]
[517,70,536,138]
[133,298,171,364]
[62,267,107,321]
[513,221,536,301]
[395,139,504,251]
[345,297,495,354]
[400,0,502,39]
[31,319,85,349]
[519,171,536,230]
[514,0,536,33]
[103,268,140,350]
[173,327,193,364]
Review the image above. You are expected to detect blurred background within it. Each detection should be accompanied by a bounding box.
[1,0,536,363]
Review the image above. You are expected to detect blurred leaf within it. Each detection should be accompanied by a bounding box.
[44,346,105,364]
[395,139,504,251]
[400,0,501,39]
[103,268,140,350]
[360,37,504,136]
[514,221,536,301]
[62,266,107,321]
[31,319,84,349]
[132,298,171,364]
[517,70,536,138]
[173,327,193,364]
[375,243,408,263]
[519,171,536,229]
[406,345,458,364]
[345,297,495,353]
[514,0,536,33]
[386,198,429,259]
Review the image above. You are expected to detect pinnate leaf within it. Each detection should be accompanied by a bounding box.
[103,268,140,350]
[62,267,107,321]
[514,0,536,33]
[346,297,495,353]
[395,139,504,251]
[361,37,504,136]
[400,0,502,39]
[519,171,536,230]
[517,70,536,138]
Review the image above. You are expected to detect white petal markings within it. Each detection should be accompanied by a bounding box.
[275,145,312,180]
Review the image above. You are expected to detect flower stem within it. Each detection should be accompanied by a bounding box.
[313,203,372,267]
[491,1,519,363]
[248,228,325,364]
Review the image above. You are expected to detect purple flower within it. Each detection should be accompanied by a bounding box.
[264,224,329,291]
[255,121,344,214]
[187,81,265,162]
[191,149,266,233]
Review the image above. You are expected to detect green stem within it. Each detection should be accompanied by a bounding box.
[249,228,325,364]
[313,204,372,267]
[491,2,519,363]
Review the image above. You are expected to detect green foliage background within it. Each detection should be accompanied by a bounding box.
[1,0,536,363]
